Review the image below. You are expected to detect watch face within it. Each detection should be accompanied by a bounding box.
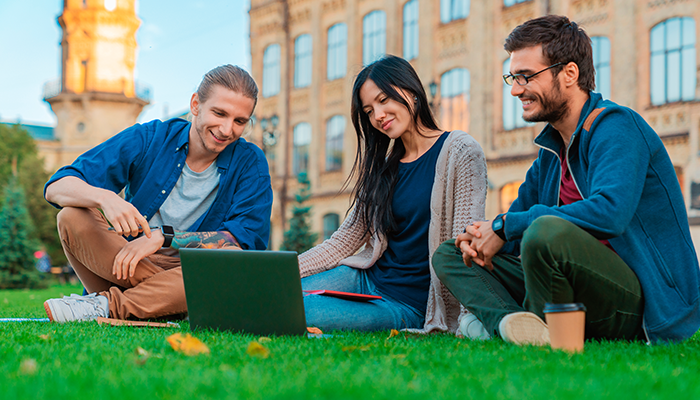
[161,225,175,236]
[493,218,503,231]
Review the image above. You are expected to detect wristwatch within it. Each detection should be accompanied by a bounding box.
[492,213,507,242]
[161,225,174,248]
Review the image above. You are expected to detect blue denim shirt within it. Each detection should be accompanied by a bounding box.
[501,93,700,343]
[45,118,273,250]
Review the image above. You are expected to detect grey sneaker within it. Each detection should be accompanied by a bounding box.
[44,293,109,323]
[498,312,550,346]
[459,313,491,340]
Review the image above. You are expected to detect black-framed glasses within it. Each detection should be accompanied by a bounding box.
[502,62,565,86]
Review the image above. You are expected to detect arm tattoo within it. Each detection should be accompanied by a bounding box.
[171,231,240,250]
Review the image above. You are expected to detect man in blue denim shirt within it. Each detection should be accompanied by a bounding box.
[434,16,700,345]
[43,65,273,322]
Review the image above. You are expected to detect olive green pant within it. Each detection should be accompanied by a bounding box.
[433,216,645,340]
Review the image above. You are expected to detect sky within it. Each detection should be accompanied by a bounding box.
[0,0,251,126]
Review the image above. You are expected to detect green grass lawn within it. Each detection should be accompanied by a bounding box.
[1,284,699,400]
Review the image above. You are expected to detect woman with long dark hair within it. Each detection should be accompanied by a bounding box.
[298,55,487,333]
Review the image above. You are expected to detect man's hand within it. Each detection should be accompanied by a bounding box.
[44,176,151,239]
[100,191,152,239]
[465,220,505,271]
[113,230,164,280]
[455,230,479,267]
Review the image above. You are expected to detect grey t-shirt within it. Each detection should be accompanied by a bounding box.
[149,161,220,231]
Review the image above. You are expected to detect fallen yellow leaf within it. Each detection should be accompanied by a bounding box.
[246,341,270,358]
[307,327,323,334]
[258,336,272,343]
[166,333,210,356]
[38,334,50,341]
[387,329,400,339]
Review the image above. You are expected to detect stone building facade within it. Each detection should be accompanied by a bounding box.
[39,0,150,172]
[249,0,700,250]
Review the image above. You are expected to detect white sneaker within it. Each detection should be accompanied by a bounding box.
[459,313,491,340]
[498,312,550,346]
[44,293,109,323]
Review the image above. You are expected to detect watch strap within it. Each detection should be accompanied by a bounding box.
[161,225,174,248]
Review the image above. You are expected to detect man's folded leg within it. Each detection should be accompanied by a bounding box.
[47,207,186,321]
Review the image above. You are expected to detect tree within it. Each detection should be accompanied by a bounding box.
[281,171,318,254]
[0,123,64,265]
[0,178,46,289]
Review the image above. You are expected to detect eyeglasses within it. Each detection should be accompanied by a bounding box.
[502,62,565,86]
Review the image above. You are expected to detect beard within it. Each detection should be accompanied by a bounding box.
[521,78,570,124]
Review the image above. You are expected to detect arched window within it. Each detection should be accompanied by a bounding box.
[500,181,523,213]
[294,34,312,88]
[293,123,312,176]
[403,0,419,61]
[363,11,386,65]
[327,23,347,81]
[326,115,345,172]
[262,44,281,98]
[440,0,469,23]
[650,17,696,105]
[502,58,530,130]
[440,68,470,132]
[323,213,341,240]
[591,36,611,100]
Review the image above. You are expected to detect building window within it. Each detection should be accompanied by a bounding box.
[440,0,469,23]
[326,115,345,172]
[327,23,347,81]
[403,0,419,61]
[323,213,340,240]
[500,181,523,213]
[363,10,386,65]
[502,58,530,130]
[293,123,312,176]
[650,17,696,106]
[262,44,281,98]
[504,0,528,6]
[440,68,470,132]
[294,34,312,88]
[591,36,611,100]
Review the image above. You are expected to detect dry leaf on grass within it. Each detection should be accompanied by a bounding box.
[306,327,323,334]
[19,359,38,375]
[166,333,210,356]
[135,347,149,357]
[258,337,272,343]
[387,329,400,339]
[38,334,51,341]
[342,345,371,352]
[246,341,270,358]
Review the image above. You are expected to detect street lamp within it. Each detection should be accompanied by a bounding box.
[259,114,279,150]
[428,81,439,113]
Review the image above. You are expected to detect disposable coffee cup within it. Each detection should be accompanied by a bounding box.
[543,303,586,353]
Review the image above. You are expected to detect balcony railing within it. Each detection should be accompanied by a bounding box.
[43,79,152,103]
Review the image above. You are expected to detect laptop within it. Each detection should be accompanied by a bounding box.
[179,248,307,336]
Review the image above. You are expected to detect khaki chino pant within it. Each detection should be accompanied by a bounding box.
[57,207,186,319]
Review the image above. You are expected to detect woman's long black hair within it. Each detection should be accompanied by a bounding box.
[347,55,440,237]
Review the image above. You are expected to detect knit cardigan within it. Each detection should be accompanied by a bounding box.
[298,131,487,333]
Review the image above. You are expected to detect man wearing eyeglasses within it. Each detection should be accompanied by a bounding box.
[433,15,700,345]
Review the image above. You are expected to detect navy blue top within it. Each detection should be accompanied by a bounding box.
[367,132,450,313]
[44,118,273,250]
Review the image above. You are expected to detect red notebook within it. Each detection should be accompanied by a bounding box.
[303,290,382,302]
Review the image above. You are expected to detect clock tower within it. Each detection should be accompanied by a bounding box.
[43,0,149,170]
